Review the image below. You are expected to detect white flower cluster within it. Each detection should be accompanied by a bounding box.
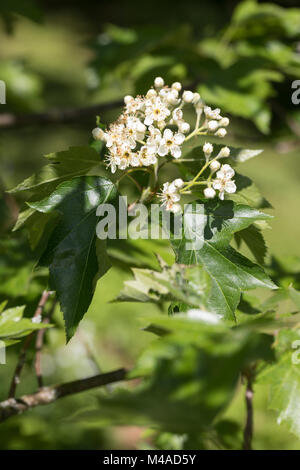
[92,77,235,211]
[201,143,236,200]
[91,77,213,173]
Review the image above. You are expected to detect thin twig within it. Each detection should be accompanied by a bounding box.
[243,368,254,450]
[8,290,53,398]
[0,100,123,128]
[34,298,57,389]
[0,368,128,424]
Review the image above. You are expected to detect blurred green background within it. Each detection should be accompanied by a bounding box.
[1,0,300,450]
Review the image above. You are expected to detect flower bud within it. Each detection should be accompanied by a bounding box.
[172,108,183,121]
[204,187,216,199]
[154,77,164,88]
[210,160,221,171]
[124,95,133,104]
[219,146,230,158]
[172,82,182,92]
[207,120,219,131]
[180,122,190,133]
[182,90,194,103]
[216,128,227,137]
[167,90,179,105]
[192,92,201,104]
[203,142,213,155]
[219,117,229,127]
[92,127,105,140]
[174,178,184,189]
[146,89,157,98]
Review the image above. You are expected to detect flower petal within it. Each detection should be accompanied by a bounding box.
[163,128,173,140]
[224,181,236,194]
[174,132,185,145]
[171,146,181,159]
[158,144,168,156]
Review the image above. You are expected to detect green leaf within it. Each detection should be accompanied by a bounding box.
[115,262,210,309]
[234,224,267,265]
[9,146,102,199]
[259,329,300,438]
[172,200,276,321]
[229,173,272,209]
[0,305,52,344]
[29,176,117,341]
[289,287,300,311]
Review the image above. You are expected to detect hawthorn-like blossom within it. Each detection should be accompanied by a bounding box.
[146,125,162,154]
[204,106,222,120]
[212,164,236,200]
[158,129,185,159]
[158,181,182,213]
[124,95,145,114]
[125,116,146,144]
[105,123,128,148]
[144,96,170,126]
[91,77,230,192]
[137,145,157,167]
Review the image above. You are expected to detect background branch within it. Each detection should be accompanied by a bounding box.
[34,298,57,389]
[0,368,128,424]
[8,290,53,398]
[243,368,254,450]
[0,100,123,128]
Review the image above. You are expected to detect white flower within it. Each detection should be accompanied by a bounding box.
[154,76,164,88]
[215,128,227,138]
[207,120,219,132]
[92,127,105,141]
[203,142,213,155]
[144,97,170,126]
[118,146,139,170]
[106,143,139,173]
[204,106,221,120]
[166,89,179,105]
[138,145,157,167]
[210,160,220,171]
[172,107,183,121]
[125,96,145,114]
[105,123,125,148]
[159,182,181,213]
[204,187,216,199]
[146,125,162,153]
[171,82,182,91]
[212,164,236,200]
[183,90,194,103]
[126,116,146,143]
[158,128,185,159]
